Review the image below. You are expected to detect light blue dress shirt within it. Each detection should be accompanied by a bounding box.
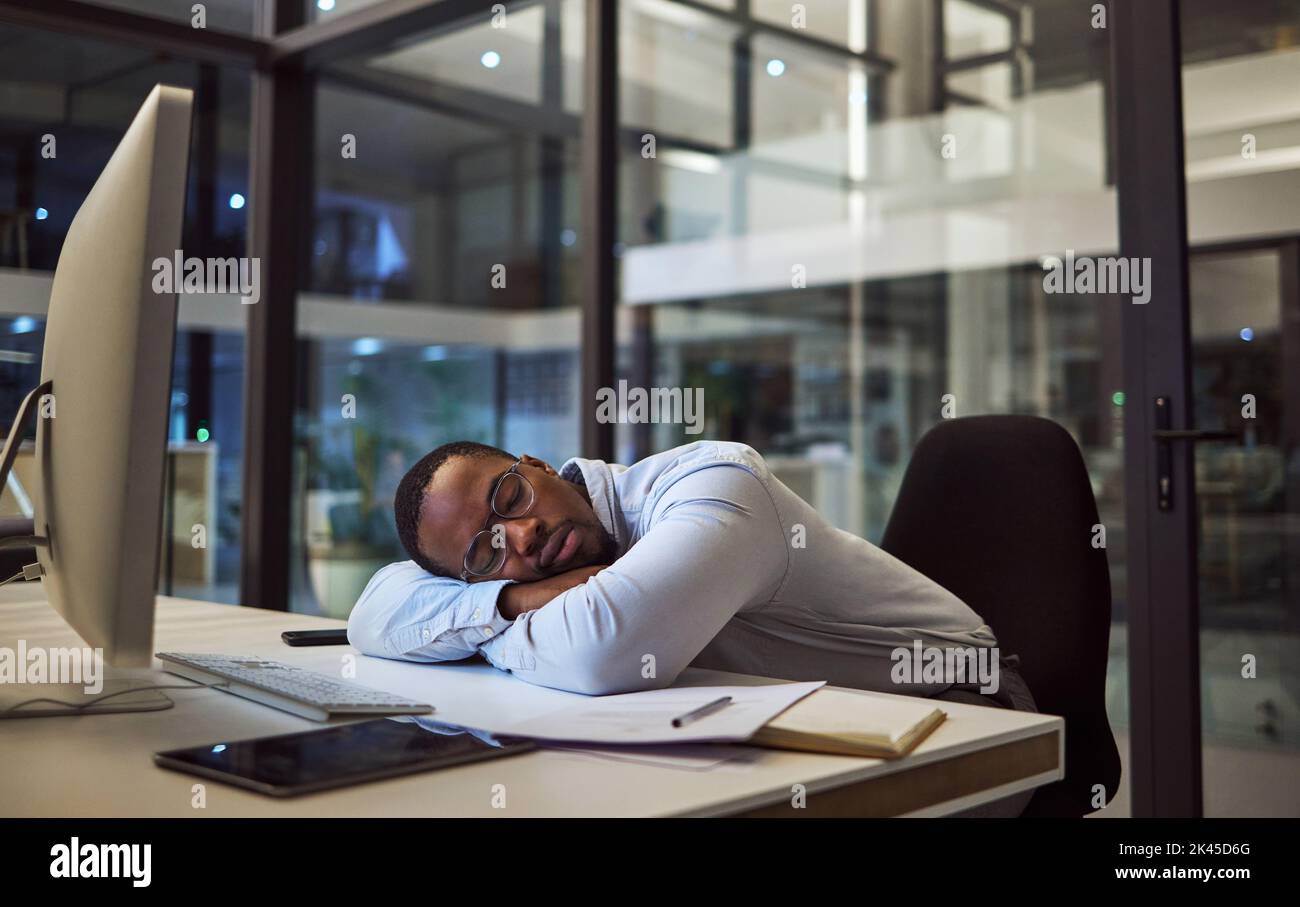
[348,440,998,695]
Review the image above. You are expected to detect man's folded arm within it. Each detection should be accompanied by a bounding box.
[346,561,514,662]
[478,465,789,695]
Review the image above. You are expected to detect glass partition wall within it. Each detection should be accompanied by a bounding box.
[290,1,585,614]
[0,21,250,604]
[613,0,1130,805]
[1179,0,1300,817]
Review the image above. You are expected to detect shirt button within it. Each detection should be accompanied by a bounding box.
[483,627,494,638]
[472,609,481,621]
[422,628,431,639]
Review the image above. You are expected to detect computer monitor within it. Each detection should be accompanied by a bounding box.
[0,85,193,678]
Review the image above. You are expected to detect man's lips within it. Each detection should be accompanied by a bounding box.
[537,524,579,571]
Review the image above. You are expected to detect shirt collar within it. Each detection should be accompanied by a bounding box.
[559,456,624,550]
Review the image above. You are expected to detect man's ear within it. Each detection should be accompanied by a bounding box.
[519,453,558,477]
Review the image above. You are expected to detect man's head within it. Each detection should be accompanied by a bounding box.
[394,441,617,582]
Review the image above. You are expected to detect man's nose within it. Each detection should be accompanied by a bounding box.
[503,516,546,557]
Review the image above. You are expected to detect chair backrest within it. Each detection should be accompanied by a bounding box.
[881,415,1121,816]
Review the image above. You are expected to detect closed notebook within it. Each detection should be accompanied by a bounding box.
[749,688,946,758]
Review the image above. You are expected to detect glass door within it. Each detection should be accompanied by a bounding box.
[1186,244,1300,816]
[1113,0,1300,819]
[1180,0,1300,816]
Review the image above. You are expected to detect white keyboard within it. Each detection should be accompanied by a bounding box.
[156,652,434,722]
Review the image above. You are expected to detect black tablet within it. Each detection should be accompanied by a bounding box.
[154,717,536,797]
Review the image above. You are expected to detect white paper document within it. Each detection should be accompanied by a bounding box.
[504,680,825,744]
[543,742,764,772]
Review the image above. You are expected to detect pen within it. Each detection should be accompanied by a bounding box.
[671,695,734,728]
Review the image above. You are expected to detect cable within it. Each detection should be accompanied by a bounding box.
[1,678,230,714]
[0,563,43,586]
[0,535,45,549]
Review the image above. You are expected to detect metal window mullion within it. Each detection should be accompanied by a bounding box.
[0,0,266,66]
[240,0,311,611]
[580,0,616,460]
[1112,0,1203,818]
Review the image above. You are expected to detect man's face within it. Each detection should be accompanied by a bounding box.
[418,454,615,582]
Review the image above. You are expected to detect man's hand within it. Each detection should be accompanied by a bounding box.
[496,564,608,620]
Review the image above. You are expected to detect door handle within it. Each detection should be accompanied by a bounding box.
[1152,396,1240,511]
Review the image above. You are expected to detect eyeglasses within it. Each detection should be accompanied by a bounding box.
[460,459,536,580]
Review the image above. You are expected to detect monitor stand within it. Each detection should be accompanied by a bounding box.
[0,667,174,719]
[0,379,179,719]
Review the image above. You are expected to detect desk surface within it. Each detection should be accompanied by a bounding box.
[0,594,1063,817]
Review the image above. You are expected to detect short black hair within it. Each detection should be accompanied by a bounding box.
[394,440,514,577]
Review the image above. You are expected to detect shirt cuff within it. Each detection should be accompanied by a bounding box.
[461,578,515,641]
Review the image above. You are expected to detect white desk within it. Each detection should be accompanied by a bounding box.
[0,595,1063,817]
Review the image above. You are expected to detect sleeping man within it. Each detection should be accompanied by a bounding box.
[347,439,1036,715]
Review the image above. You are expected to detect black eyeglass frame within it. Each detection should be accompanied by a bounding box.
[460,459,536,581]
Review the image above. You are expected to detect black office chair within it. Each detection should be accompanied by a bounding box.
[881,415,1121,817]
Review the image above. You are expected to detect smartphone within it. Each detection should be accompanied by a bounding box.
[154,718,537,797]
[281,629,351,647]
